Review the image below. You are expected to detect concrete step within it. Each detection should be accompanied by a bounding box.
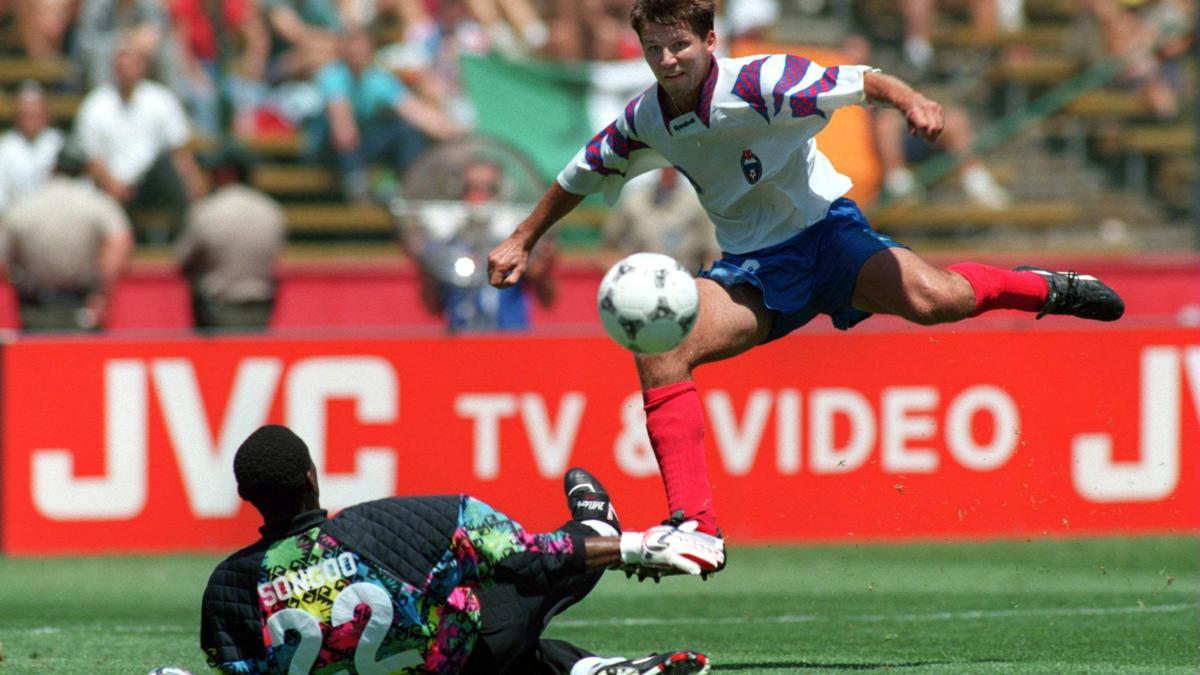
[0,56,68,85]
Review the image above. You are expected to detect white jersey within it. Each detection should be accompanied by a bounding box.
[558,54,875,254]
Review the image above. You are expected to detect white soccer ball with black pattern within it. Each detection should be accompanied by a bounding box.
[597,253,699,354]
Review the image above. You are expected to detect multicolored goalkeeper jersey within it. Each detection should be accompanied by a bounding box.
[200,495,584,674]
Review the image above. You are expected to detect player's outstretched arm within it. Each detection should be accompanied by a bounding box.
[488,182,584,288]
[582,526,724,576]
[583,527,728,575]
[863,71,944,143]
[457,497,716,588]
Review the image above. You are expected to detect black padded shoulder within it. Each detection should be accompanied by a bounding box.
[323,495,462,586]
[200,539,272,663]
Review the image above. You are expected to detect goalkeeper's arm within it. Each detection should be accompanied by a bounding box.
[456,497,720,587]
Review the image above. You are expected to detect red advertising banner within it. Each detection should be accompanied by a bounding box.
[3,328,1198,555]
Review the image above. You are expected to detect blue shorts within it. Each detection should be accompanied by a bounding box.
[699,198,906,342]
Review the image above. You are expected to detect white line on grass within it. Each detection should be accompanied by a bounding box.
[12,602,1196,636]
[13,625,194,635]
[553,602,1199,628]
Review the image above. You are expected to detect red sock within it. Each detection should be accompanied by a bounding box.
[643,381,718,535]
[948,262,1049,317]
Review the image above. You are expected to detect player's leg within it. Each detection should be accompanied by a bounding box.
[634,279,774,537]
[852,248,1124,323]
[637,278,773,389]
[507,640,710,675]
[465,521,606,674]
[465,476,622,674]
[850,247,979,325]
[537,645,711,675]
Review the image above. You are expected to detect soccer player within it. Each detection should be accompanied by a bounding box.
[200,425,721,674]
[487,0,1124,552]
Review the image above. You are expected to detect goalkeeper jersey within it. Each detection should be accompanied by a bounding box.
[557,54,876,255]
[200,495,584,674]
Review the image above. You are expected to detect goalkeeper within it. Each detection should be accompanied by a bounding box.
[200,425,721,674]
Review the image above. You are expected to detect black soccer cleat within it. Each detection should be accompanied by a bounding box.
[1015,266,1125,322]
[564,467,621,532]
[594,650,711,675]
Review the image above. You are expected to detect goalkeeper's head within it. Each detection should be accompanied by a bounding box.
[234,425,320,523]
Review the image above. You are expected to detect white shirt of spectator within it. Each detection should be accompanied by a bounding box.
[75,80,191,185]
[558,54,875,254]
[0,127,64,213]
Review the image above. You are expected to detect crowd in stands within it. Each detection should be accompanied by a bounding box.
[1084,0,1194,120]
[0,0,1191,333]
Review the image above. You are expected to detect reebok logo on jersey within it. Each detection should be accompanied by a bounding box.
[672,117,697,132]
[741,149,763,184]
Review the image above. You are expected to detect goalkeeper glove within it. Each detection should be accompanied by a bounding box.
[619,523,725,576]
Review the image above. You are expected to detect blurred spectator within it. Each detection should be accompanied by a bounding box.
[375,0,465,119]
[75,35,205,241]
[263,0,342,81]
[1085,0,1195,120]
[461,0,550,56]
[543,0,636,61]
[400,156,555,332]
[0,81,64,214]
[315,28,461,203]
[176,146,285,331]
[722,0,779,42]
[375,0,530,127]
[0,142,133,332]
[900,0,1025,73]
[169,0,271,135]
[874,106,1010,208]
[601,167,719,273]
[72,0,182,88]
[5,0,77,58]
[840,33,1010,209]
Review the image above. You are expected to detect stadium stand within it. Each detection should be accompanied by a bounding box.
[0,0,1190,306]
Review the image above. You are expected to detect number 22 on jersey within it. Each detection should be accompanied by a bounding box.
[266,582,422,675]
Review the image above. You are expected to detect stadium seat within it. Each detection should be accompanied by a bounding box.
[283,204,393,235]
[0,56,68,85]
[253,165,339,196]
[0,91,79,124]
[872,200,1082,231]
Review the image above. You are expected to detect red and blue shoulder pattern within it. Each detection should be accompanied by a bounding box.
[583,94,652,176]
[731,54,840,122]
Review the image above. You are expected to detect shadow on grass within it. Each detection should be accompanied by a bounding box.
[718,660,1006,671]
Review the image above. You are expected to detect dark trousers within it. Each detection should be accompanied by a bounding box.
[191,292,275,332]
[128,153,189,244]
[331,115,427,200]
[18,289,96,332]
[462,521,602,675]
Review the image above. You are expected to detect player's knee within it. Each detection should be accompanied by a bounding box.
[635,350,692,389]
[903,275,963,325]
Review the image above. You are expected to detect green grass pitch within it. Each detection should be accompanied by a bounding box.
[0,536,1195,673]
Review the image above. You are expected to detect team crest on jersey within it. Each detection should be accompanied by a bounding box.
[740,149,762,184]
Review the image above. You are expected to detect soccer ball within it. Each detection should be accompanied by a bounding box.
[597,253,699,354]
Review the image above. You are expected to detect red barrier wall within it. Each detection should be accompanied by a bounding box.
[3,327,1197,555]
[0,254,1194,331]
